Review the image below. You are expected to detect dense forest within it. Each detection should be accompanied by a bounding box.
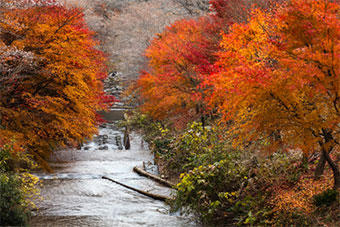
[0,0,339,226]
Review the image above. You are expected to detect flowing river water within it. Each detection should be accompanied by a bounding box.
[30,111,196,227]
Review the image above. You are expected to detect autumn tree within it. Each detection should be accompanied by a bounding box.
[136,16,222,128]
[0,1,113,169]
[134,0,289,128]
[210,0,339,188]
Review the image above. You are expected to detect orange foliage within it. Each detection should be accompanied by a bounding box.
[208,0,340,188]
[136,16,221,128]
[271,170,334,218]
[210,0,339,154]
[0,3,113,168]
[135,0,340,187]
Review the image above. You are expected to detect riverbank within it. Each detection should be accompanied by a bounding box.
[123,111,339,226]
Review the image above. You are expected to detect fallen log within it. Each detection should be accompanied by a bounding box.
[133,166,175,188]
[102,176,172,201]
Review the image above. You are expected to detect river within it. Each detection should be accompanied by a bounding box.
[30,115,196,226]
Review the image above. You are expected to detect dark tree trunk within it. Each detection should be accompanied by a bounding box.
[201,115,205,128]
[314,151,326,179]
[320,129,340,190]
[124,126,130,150]
[322,146,340,190]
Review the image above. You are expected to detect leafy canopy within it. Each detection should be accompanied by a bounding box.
[0,2,114,168]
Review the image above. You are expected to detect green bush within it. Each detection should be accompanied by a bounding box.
[0,173,30,226]
[174,153,251,224]
[165,122,229,176]
[313,189,338,207]
[122,111,174,155]
[173,145,302,225]
[0,143,37,226]
[127,113,311,225]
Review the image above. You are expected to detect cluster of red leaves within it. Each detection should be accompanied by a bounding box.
[135,0,290,128]
[136,16,222,127]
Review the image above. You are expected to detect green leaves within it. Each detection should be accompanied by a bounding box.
[0,142,39,226]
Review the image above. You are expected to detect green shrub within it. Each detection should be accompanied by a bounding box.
[173,145,302,225]
[122,111,174,155]
[0,173,30,226]
[174,153,250,224]
[127,112,312,225]
[166,122,228,176]
[0,143,39,226]
[313,189,338,207]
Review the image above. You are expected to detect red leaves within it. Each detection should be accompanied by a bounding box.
[97,92,117,109]
[136,16,222,127]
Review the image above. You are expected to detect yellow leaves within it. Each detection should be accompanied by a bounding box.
[19,172,41,209]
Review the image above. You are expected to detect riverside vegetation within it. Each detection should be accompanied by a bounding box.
[126,0,340,225]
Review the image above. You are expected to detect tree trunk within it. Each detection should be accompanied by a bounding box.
[320,129,340,190]
[201,115,205,128]
[102,176,172,201]
[322,146,340,190]
[123,126,130,150]
[133,166,175,188]
[314,151,326,179]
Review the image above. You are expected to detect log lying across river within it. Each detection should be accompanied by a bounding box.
[102,176,172,202]
[133,166,175,188]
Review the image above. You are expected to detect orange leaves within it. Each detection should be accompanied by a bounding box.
[136,0,339,146]
[0,2,112,166]
[136,16,221,127]
[271,170,334,217]
[209,0,340,156]
[134,0,340,187]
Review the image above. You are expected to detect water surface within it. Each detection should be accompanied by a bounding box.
[31,122,195,227]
